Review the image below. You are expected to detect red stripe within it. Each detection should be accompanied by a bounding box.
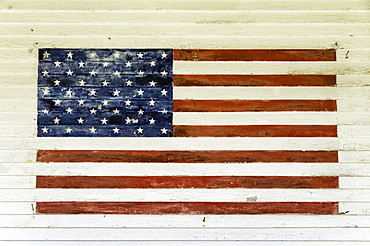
[36,176,338,189]
[173,125,337,137]
[173,100,337,112]
[36,150,338,163]
[36,202,339,214]
[173,75,336,86]
[173,49,336,61]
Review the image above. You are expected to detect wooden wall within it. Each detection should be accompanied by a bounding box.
[1,0,370,244]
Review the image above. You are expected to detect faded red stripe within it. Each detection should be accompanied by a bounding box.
[173,125,337,137]
[36,202,338,214]
[36,150,338,163]
[173,75,336,86]
[173,100,337,112]
[173,49,336,61]
[36,176,338,189]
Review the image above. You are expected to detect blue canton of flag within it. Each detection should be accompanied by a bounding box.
[37,49,173,137]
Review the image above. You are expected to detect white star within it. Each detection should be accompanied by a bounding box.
[102,62,109,67]
[125,61,132,67]
[42,88,50,95]
[77,117,84,124]
[88,52,97,58]
[113,71,120,76]
[42,108,49,114]
[149,80,156,86]
[113,127,120,134]
[89,70,97,76]
[161,128,169,134]
[42,126,49,133]
[138,109,144,115]
[53,117,60,124]
[102,80,110,86]
[65,88,73,97]
[66,107,73,114]
[125,117,131,124]
[137,52,144,58]
[138,70,144,76]
[149,118,155,124]
[101,118,108,124]
[42,70,49,76]
[77,99,85,105]
[137,127,144,134]
[67,51,74,59]
[149,99,156,106]
[102,100,109,106]
[43,51,50,59]
[161,70,168,76]
[90,108,97,114]
[125,99,131,106]
[54,79,61,86]
[54,61,61,67]
[66,127,73,133]
[161,89,168,96]
[113,52,120,58]
[160,108,168,114]
[137,89,144,96]
[161,52,168,59]
[88,89,97,96]
[89,127,97,133]
[54,99,62,106]
[112,89,120,96]
[126,80,133,86]
[150,61,156,66]
[79,79,86,86]
[66,69,73,76]
[113,108,120,114]
[78,61,85,68]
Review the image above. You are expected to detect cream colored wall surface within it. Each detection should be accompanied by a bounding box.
[1,0,370,245]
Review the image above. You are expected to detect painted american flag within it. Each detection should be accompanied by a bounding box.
[36,48,338,215]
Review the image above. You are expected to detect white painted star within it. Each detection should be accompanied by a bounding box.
[138,70,144,76]
[102,80,110,86]
[149,99,156,106]
[102,62,109,67]
[88,89,97,96]
[149,118,155,124]
[137,52,144,58]
[113,52,120,58]
[88,52,97,58]
[66,107,73,114]
[161,52,168,59]
[101,118,108,124]
[137,89,144,96]
[150,61,156,66]
[89,127,97,133]
[126,80,133,86]
[113,108,120,114]
[42,70,49,76]
[54,61,61,67]
[54,99,62,106]
[90,108,97,114]
[161,70,168,76]
[53,117,60,124]
[160,108,168,114]
[125,61,132,67]
[67,51,74,59]
[138,109,144,115]
[112,89,120,96]
[102,100,109,106]
[43,51,50,59]
[161,89,168,96]
[77,99,85,105]
[113,127,120,134]
[78,61,85,68]
[42,108,49,114]
[42,126,49,133]
[161,128,169,134]
[137,127,144,134]
[54,79,61,86]
[113,71,120,76]
[79,79,86,86]
[42,88,50,95]
[66,127,73,133]
[125,99,131,106]
[89,70,97,76]
[66,69,73,76]
[149,80,156,86]
[65,88,73,97]
[77,117,84,124]
[125,117,131,124]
